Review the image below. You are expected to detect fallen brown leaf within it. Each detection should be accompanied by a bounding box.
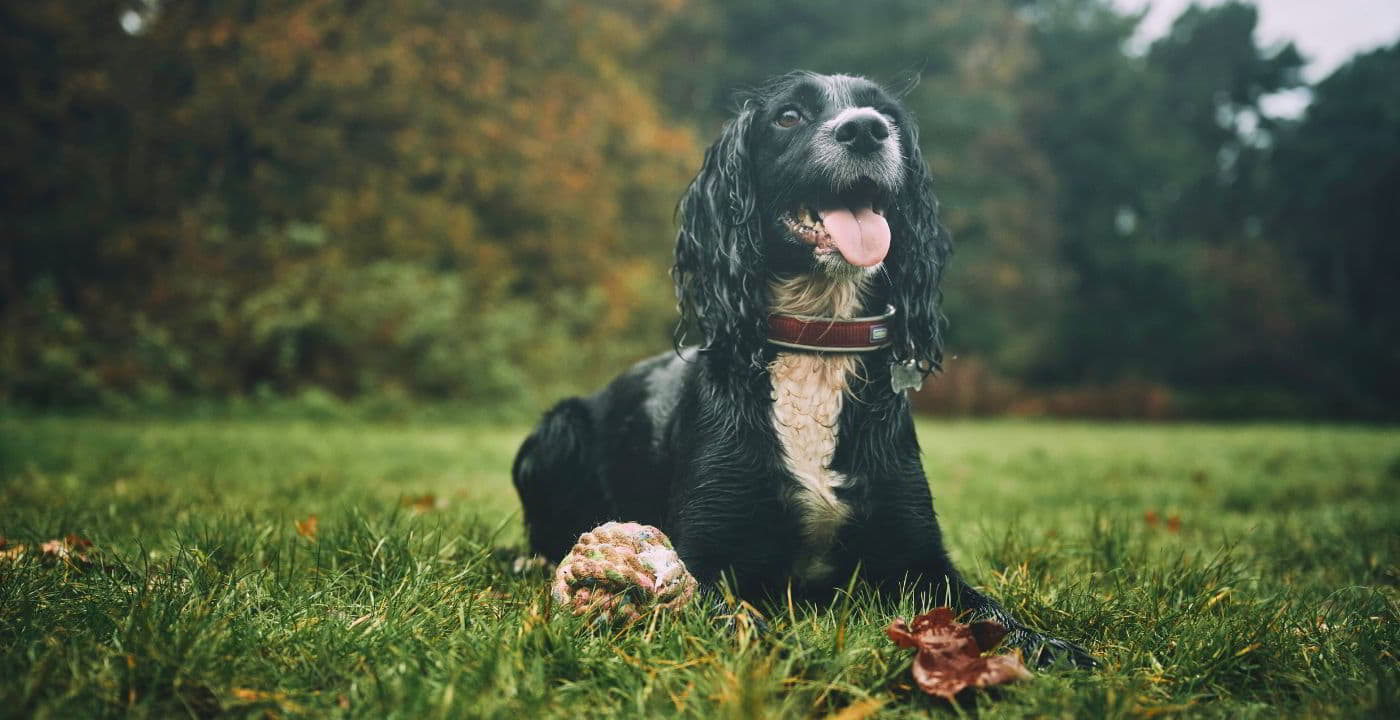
[402,493,446,513]
[40,535,94,565]
[230,687,306,713]
[824,697,885,720]
[886,607,1031,700]
[1,535,98,565]
[0,541,25,562]
[295,515,318,540]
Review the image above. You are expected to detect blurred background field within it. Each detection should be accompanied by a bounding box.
[6,416,1397,551]
[3,0,1398,420]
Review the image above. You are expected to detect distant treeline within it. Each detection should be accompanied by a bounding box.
[2,1,1396,418]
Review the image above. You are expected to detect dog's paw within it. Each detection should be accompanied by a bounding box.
[1004,628,1098,670]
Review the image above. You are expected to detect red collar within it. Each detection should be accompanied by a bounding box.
[767,305,896,352]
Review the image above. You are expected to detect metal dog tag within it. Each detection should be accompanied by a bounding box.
[890,359,924,394]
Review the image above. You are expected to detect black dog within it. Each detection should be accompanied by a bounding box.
[513,71,1092,667]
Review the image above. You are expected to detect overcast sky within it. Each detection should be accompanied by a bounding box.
[1113,0,1400,79]
[1111,0,1400,115]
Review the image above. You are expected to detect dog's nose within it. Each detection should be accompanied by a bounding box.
[834,111,889,154]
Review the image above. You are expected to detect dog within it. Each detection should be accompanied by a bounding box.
[512,71,1093,667]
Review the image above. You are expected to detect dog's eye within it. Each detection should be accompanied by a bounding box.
[775,109,803,128]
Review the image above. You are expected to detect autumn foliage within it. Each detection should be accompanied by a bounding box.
[2,1,1396,417]
[2,0,696,406]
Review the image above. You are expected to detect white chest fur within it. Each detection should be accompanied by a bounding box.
[767,272,869,583]
[770,351,857,582]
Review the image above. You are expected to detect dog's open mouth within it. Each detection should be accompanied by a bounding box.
[781,180,891,267]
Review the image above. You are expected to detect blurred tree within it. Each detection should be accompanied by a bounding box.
[1018,0,1173,383]
[1147,1,1304,251]
[1020,0,1329,415]
[0,2,144,315]
[1138,1,1316,399]
[1265,42,1400,413]
[1,0,698,405]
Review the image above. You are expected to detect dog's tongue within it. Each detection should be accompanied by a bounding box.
[819,204,890,267]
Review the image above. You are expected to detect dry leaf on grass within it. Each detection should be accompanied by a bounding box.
[295,515,318,540]
[824,697,886,720]
[46,535,95,565]
[402,493,447,513]
[41,539,82,562]
[0,536,23,560]
[2,534,95,565]
[230,687,306,713]
[886,607,1031,700]
[1144,509,1182,533]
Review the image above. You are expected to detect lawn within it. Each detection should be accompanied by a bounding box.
[2,417,1397,718]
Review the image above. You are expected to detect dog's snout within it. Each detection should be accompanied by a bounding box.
[834,110,889,154]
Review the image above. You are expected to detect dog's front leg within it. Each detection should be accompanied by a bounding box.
[664,470,793,634]
[950,579,1098,669]
[667,479,797,597]
[894,548,1097,668]
[851,471,1098,669]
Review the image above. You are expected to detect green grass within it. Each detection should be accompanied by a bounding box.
[2,418,1398,718]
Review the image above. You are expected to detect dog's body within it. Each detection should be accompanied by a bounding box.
[512,280,940,596]
[513,72,1092,666]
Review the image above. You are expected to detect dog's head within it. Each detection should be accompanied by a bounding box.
[675,71,951,374]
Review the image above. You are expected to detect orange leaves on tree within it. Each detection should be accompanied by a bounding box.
[886,608,1031,700]
[3,0,703,403]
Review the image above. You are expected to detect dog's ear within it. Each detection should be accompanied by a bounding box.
[885,122,952,374]
[673,103,767,371]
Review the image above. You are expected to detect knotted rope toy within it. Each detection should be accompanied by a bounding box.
[551,522,698,623]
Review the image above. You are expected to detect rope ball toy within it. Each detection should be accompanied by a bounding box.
[551,522,698,623]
